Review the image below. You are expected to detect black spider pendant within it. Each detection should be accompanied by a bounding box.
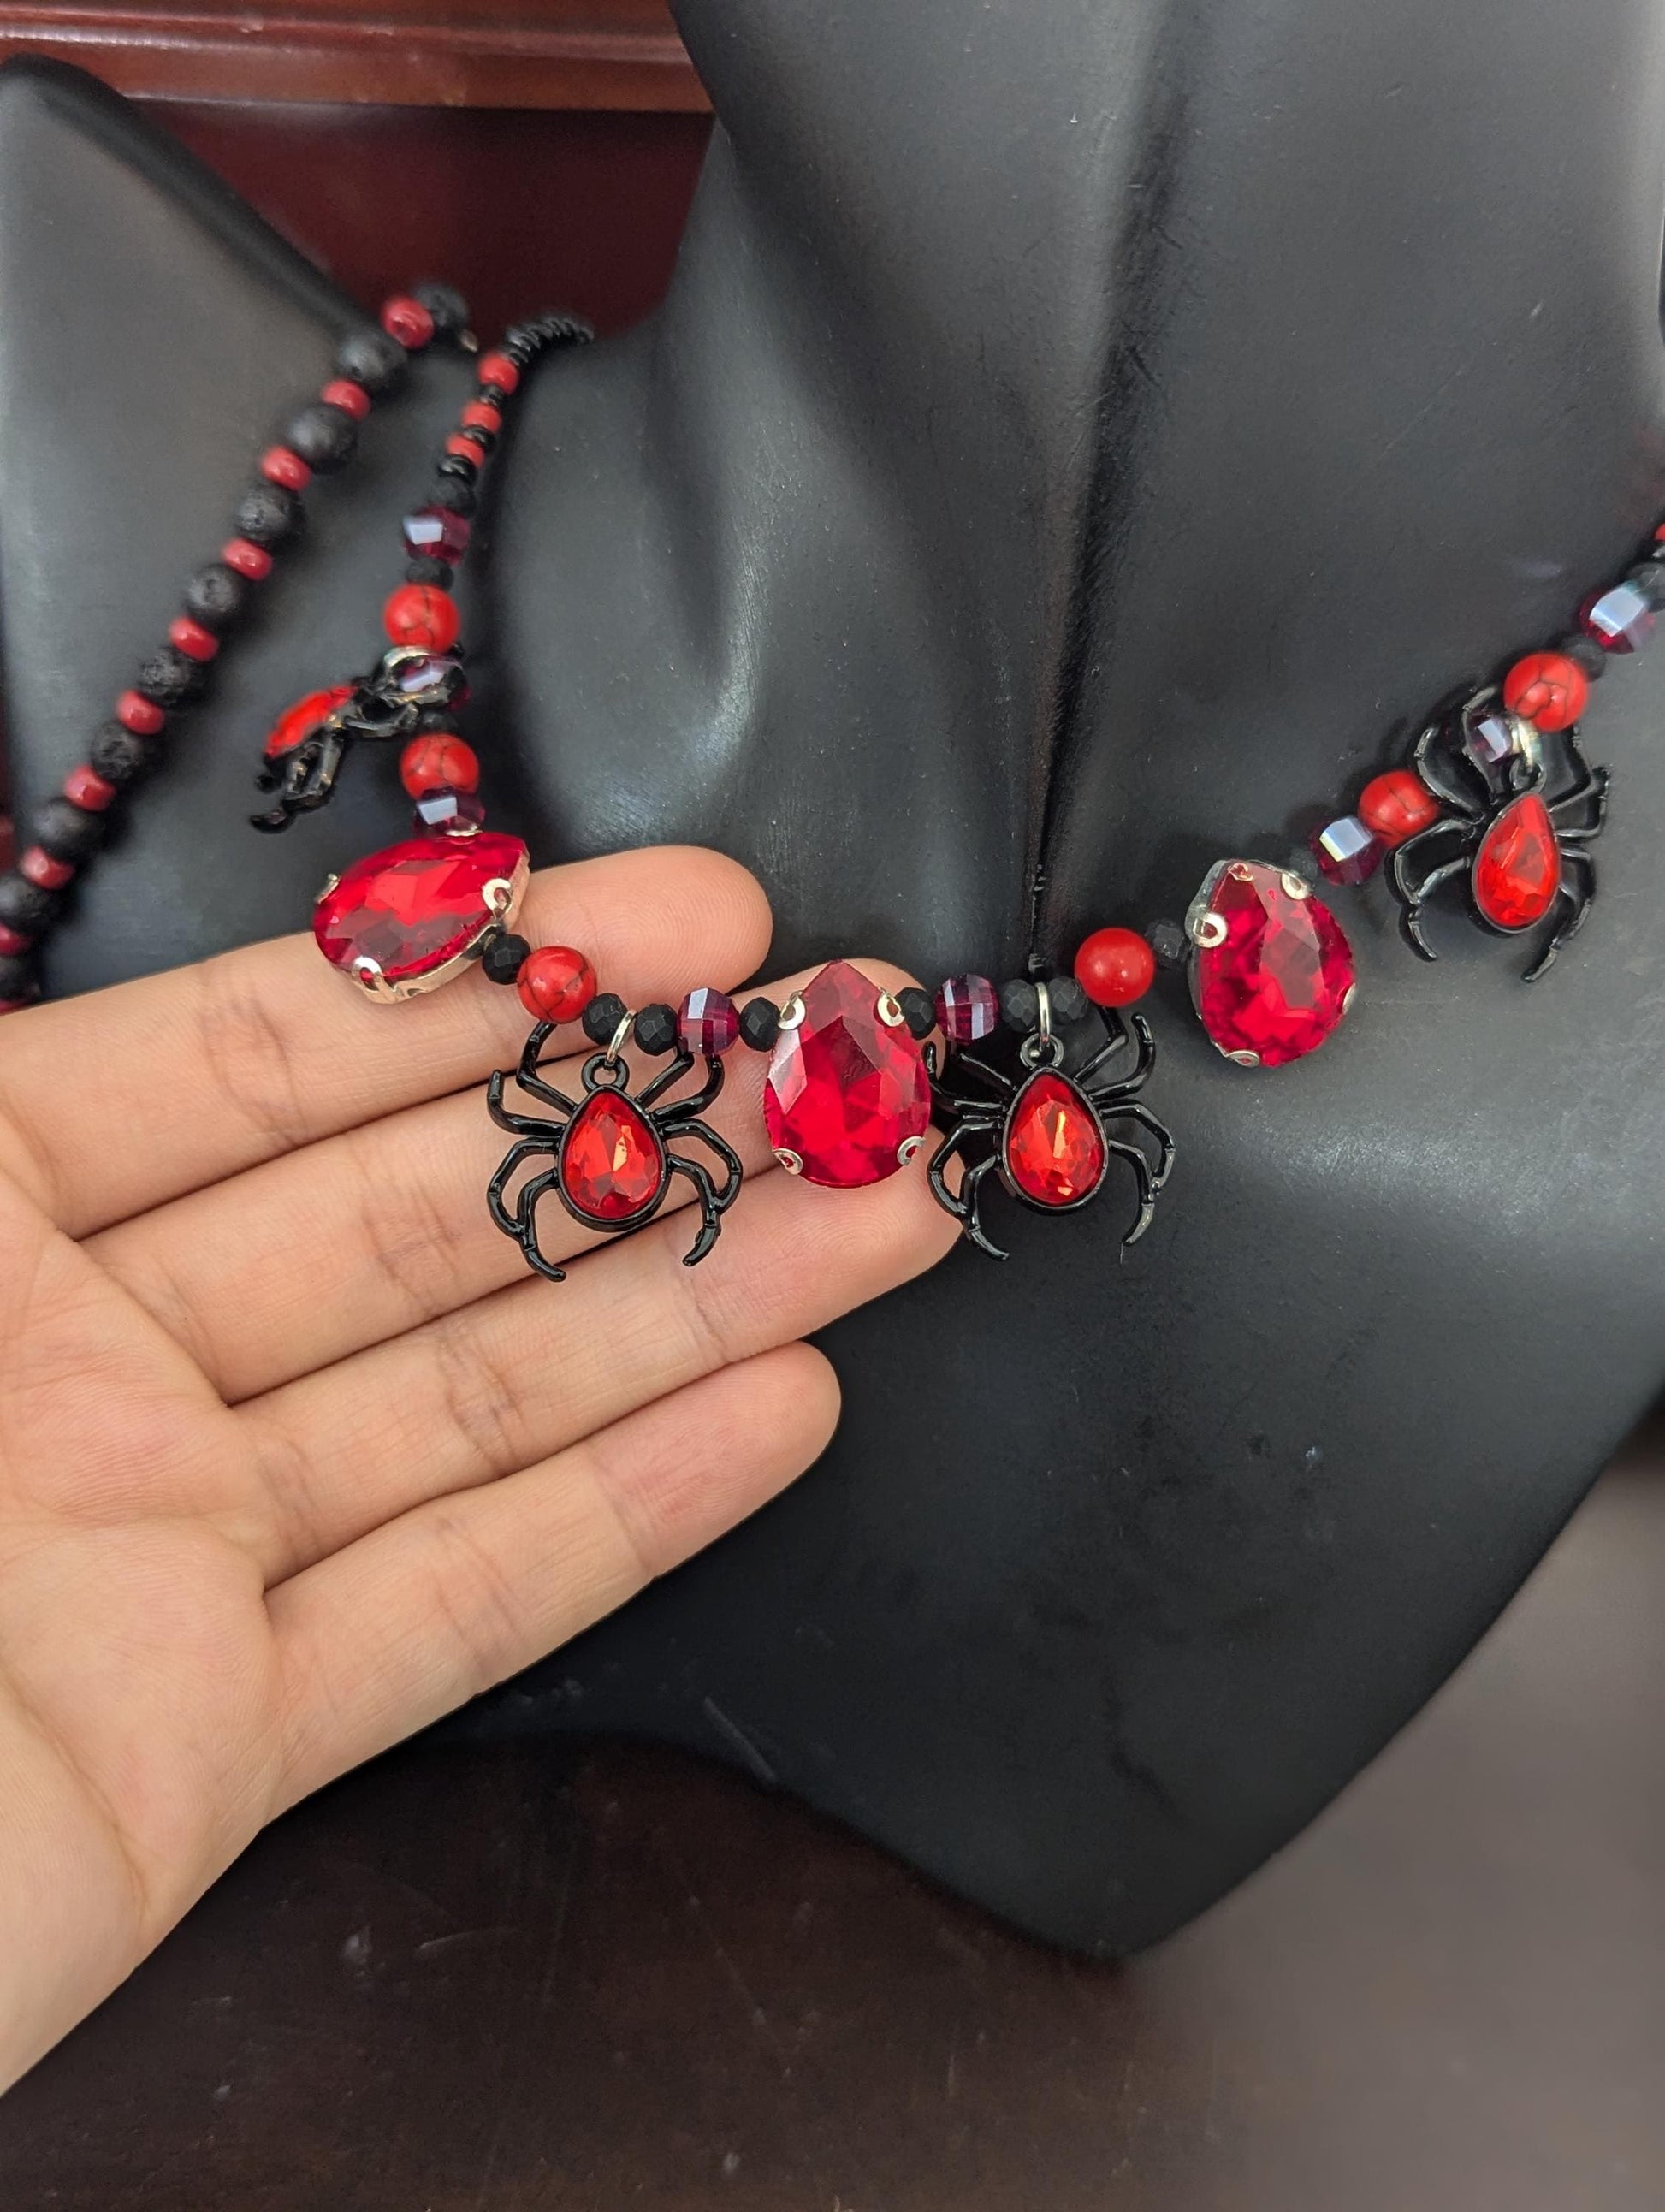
[926,989,1176,1259]
[486,1017,744,1280]
[1388,688,1609,981]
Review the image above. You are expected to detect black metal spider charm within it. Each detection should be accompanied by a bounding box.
[1388,688,1609,981]
[925,993,1176,1260]
[486,1017,744,1280]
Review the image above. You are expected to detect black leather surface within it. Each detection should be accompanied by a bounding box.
[2,3,1663,1951]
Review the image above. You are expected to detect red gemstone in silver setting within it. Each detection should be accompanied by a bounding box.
[763,959,931,1186]
[313,830,529,999]
[1188,858,1355,1069]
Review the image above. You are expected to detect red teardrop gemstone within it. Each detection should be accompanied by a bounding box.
[1004,1071,1107,1207]
[763,959,931,1186]
[313,831,529,991]
[1191,859,1355,1069]
[264,683,356,762]
[559,1090,666,1223]
[1472,793,1560,931]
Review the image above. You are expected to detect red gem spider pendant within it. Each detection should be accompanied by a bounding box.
[486,1014,744,1279]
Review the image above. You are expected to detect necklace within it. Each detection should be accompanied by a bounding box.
[1,283,1643,1275]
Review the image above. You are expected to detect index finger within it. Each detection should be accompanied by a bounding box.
[0,845,772,1239]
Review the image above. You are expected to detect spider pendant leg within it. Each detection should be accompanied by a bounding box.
[667,1115,745,1215]
[1100,1098,1176,1190]
[1549,753,1609,835]
[928,1120,1009,1259]
[514,1022,580,1116]
[1104,1135,1158,1248]
[665,1154,733,1266]
[1523,850,1596,983]
[1413,718,1489,819]
[487,1070,562,1139]
[638,1047,705,1112]
[1390,824,1472,960]
[1075,1010,1154,1092]
[504,1165,569,1282]
[488,1135,553,1240]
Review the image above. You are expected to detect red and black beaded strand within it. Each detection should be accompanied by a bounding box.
[0,282,481,1013]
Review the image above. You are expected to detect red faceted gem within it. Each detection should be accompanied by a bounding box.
[402,504,471,565]
[678,986,740,1055]
[1472,793,1560,930]
[313,830,528,993]
[559,1091,666,1224]
[264,683,356,762]
[1004,1071,1106,1207]
[1191,859,1355,1069]
[763,958,931,1186]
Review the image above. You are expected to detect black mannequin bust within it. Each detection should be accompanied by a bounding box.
[3,0,1663,1954]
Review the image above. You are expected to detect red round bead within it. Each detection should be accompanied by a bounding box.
[381,294,436,351]
[1502,649,1589,733]
[0,923,33,955]
[445,432,484,461]
[19,846,74,891]
[460,400,502,434]
[477,350,520,394]
[260,445,311,492]
[321,377,372,420]
[383,584,460,652]
[400,732,481,798]
[222,537,274,580]
[517,946,597,1023]
[1358,768,1442,846]
[1074,927,1156,1007]
[168,614,220,662]
[63,765,117,813]
[116,689,165,735]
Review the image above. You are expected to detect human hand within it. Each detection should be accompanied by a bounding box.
[0,845,955,2090]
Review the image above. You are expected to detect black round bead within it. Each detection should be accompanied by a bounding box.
[284,401,358,475]
[1556,632,1606,681]
[34,796,105,865]
[0,875,62,934]
[478,383,507,407]
[1047,974,1090,1025]
[738,996,780,1050]
[234,481,302,549]
[336,327,406,396]
[896,985,936,1040]
[413,707,460,736]
[181,562,246,634]
[999,978,1040,1032]
[480,931,530,986]
[582,993,628,1046]
[428,478,477,517]
[0,951,37,1003]
[405,558,453,588]
[136,646,204,708]
[412,281,471,337]
[436,453,478,483]
[1147,919,1189,970]
[633,1002,678,1056]
[457,426,495,457]
[89,719,158,787]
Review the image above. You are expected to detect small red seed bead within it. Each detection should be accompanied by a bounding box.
[445,432,484,461]
[1074,927,1156,1008]
[460,400,502,434]
[0,924,33,955]
[260,445,311,492]
[381,294,436,350]
[19,846,74,890]
[517,946,597,1024]
[1358,768,1443,847]
[477,350,520,394]
[400,732,481,798]
[321,377,372,421]
[63,765,118,813]
[117,690,165,735]
[1502,649,1589,733]
[222,537,274,580]
[383,584,461,652]
[168,614,221,662]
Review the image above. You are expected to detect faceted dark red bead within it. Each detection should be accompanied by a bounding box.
[1472,793,1559,930]
[313,831,528,991]
[678,987,740,1055]
[1004,1072,1106,1207]
[1191,859,1355,1069]
[763,959,930,1186]
[559,1091,666,1223]
[935,973,999,1043]
[402,504,472,566]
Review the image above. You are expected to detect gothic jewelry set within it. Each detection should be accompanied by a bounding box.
[0,284,1644,1276]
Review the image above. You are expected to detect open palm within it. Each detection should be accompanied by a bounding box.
[0,844,953,2090]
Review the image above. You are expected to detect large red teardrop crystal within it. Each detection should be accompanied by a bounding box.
[1191,859,1355,1069]
[1472,793,1560,931]
[313,831,528,993]
[1004,1071,1107,1207]
[559,1090,666,1223]
[763,959,931,1186]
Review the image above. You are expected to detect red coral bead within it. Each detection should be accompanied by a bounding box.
[63,766,117,813]
[1502,649,1589,732]
[19,846,74,890]
[168,614,220,662]
[383,584,460,652]
[445,433,484,462]
[116,689,165,735]
[460,400,502,434]
[1074,927,1156,1007]
[260,446,311,492]
[222,537,274,580]
[517,946,597,1023]
[321,377,372,420]
[381,294,436,350]
[1358,768,1442,846]
[400,732,480,798]
[477,350,520,394]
